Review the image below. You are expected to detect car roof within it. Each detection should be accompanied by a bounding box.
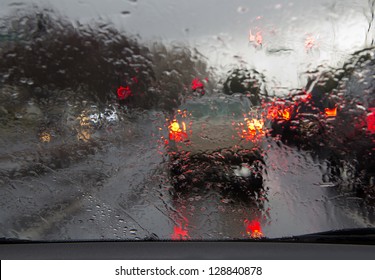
[179,94,253,118]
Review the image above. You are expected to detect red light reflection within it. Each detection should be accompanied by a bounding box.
[245,219,263,239]
[171,224,189,240]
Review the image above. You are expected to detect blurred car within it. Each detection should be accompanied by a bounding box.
[266,76,374,148]
[266,89,338,145]
[222,68,268,106]
[164,94,266,199]
[266,76,375,201]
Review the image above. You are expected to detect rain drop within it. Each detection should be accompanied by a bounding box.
[237,6,248,14]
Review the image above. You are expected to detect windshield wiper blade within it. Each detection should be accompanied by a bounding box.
[268,228,375,245]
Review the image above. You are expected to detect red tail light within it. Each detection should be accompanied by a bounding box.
[191,78,204,91]
[325,107,337,117]
[117,86,132,100]
[367,108,375,134]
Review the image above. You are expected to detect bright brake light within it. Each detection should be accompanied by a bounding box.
[168,119,188,142]
[325,107,337,117]
[267,105,291,121]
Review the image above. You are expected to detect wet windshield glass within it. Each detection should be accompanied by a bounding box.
[0,0,374,241]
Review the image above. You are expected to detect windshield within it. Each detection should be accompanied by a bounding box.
[0,0,374,241]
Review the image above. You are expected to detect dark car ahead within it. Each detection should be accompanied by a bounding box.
[164,94,266,200]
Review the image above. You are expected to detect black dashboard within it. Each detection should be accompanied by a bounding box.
[1,241,374,260]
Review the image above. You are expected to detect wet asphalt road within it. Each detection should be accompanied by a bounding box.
[1,111,375,241]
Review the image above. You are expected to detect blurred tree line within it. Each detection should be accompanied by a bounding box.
[0,9,213,113]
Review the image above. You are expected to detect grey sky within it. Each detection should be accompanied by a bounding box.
[1,0,373,90]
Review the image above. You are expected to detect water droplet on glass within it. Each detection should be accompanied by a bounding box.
[237,6,248,14]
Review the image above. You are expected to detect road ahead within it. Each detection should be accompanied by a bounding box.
[1,111,374,240]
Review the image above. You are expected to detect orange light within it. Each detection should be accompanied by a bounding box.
[169,120,180,133]
[247,118,264,134]
[171,224,189,240]
[240,118,265,140]
[39,131,51,143]
[168,119,188,142]
[267,106,291,121]
[281,108,291,120]
[245,219,263,239]
[325,107,337,117]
